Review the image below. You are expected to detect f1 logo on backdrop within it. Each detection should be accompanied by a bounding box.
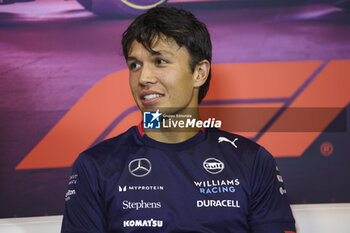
[15,60,350,169]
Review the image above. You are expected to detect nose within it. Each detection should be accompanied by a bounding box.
[139,64,157,86]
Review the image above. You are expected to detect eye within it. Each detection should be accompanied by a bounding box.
[129,62,141,70]
[156,59,167,65]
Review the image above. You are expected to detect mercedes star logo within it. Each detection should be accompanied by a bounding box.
[128,158,152,177]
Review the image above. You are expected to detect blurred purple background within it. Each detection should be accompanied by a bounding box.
[0,0,349,217]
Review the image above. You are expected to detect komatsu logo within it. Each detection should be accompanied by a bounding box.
[123,219,163,228]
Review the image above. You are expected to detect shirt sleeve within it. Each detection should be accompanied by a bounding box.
[248,147,296,233]
[61,153,107,233]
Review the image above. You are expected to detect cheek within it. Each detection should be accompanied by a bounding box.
[169,74,194,99]
[129,76,138,97]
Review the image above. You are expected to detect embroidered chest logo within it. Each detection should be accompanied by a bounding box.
[218,136,238,148]
[203,158,225,174]
[128,158,152,177]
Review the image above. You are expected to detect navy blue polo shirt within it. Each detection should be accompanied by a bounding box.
[61,125,296,233]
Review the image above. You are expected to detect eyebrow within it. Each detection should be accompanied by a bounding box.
[126,57,138,62]
[150,50,173,56]
[127,50,174,61]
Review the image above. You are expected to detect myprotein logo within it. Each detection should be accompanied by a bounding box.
[123,219,163,228]
[122,200,161,210]
[203,158,224,174]
[118,185,164,192]
[128,158,152,177]
[194,179,240,194]
[197,199,240,208]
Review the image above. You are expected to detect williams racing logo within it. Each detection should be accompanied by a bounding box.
[194,179,240,194]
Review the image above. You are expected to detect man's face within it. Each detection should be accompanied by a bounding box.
[127,37,199,113]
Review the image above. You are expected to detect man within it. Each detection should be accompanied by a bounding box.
[61,7,296,233]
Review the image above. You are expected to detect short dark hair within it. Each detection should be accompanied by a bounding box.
[122,7,212,103]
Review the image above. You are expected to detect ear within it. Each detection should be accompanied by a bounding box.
[193,60,210,88]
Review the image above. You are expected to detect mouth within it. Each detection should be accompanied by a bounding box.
[140,92,164,106]
[143,93,163,100]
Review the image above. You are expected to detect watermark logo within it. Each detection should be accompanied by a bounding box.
[143,109,222,130]
[143,110,161,129]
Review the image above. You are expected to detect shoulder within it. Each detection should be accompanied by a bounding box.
[207,128,271,170]
[84,126,138,156]
[207,128,261,155]
[75,126,139,177]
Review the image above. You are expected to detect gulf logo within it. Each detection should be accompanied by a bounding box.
[16,60,350,169]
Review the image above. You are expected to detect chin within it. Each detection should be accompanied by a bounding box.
[139,105,159,113]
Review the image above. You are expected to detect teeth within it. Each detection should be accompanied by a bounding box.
[144,94,161,100]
